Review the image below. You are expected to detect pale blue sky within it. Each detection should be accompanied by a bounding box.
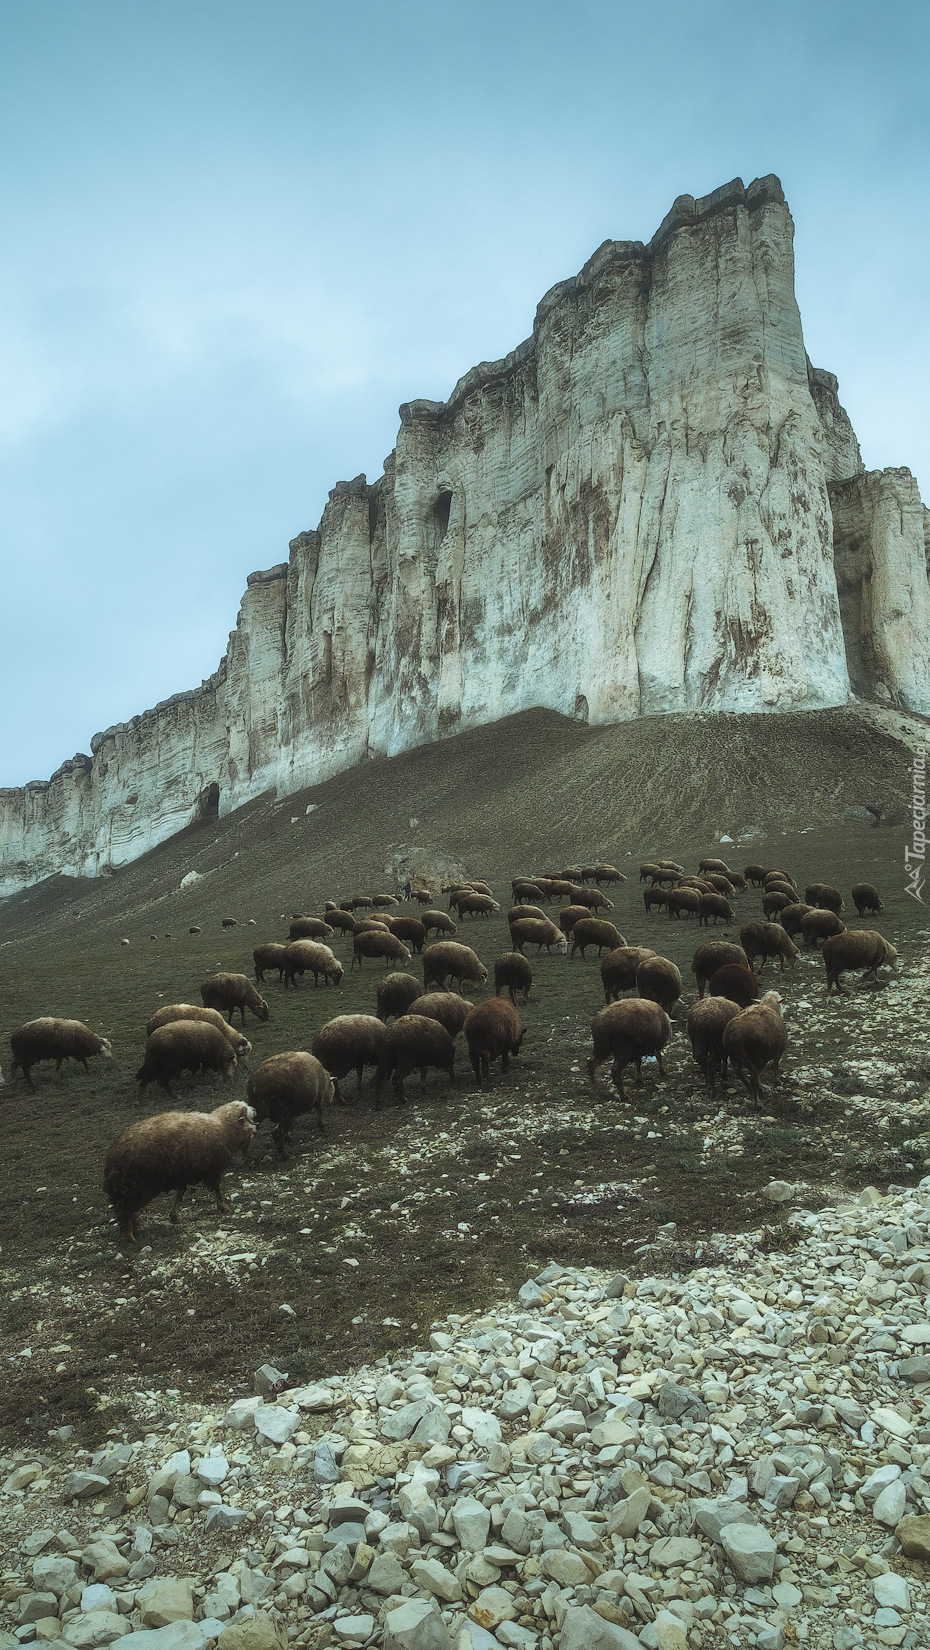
[1,0,927,786]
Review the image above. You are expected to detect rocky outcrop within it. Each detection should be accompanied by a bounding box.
[1,174,927,897]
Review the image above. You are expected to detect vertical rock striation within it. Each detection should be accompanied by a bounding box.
[1,174,927,896]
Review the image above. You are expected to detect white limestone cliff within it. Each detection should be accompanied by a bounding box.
[1,174,927,897]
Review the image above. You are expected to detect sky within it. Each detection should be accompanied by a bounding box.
[1,0,928,786]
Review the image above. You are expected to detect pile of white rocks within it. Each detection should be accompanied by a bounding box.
[3,1181,930,1650]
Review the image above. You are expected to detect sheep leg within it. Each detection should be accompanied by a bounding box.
[501,1051,510,1075]
[657,1051,666,1076]
[586,1054,603,1088]
[392,1073,407,1104]
[608,1059,628,1102]
[274,1123,292,1158]
[170,1188,187,1224]
[208,1176,232,1214]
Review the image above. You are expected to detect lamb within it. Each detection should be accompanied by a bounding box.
[423,941,488,991]
[570,918,625,958]
[721,991,787,1101]
[568,887,614,911]
[413,992,474,1038]
[463,999,524,1083]
[708,964,761,1008]
[421,910,457,936]
[691,940,749,996]
[10,1018,113,1089]
[136,1021,238,1097]
[453,893,500,919]
[351,928,411,969]
[311,1015,388,1100]
[698,893,736,926]
[636,956,682,1016]
[600,946,656,1003]
[146,1004,251,1060]
[805,882,844,914]
[253,943,289,982]
[779,902,813,936]
[385,916,428,953]
[376,972,424,1021]
[852,882,884,916]
[739,921,799,974]
[247,1052,335,1157]
[288,917,335,941]
[687,997,742,1094]
[282,941,344,989]
[494,952,533,1004]
[374,1014,457,1105]
[558,904,594,934]
[200,973,270,1023]
[822,930,898,995]
[508,917,568,955]
[586,999,672,1101]
[801,909,846,948]
[104,1100,256,1241]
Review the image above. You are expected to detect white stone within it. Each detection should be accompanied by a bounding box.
[873,1480,908,1527]
[384,1599,452,1650]
[720,1522,777,1583]
[873,1573,910,1611]
[253,1407,299,1445]
[451,1497,491,1552]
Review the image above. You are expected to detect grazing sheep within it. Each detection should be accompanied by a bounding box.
[643,887,668,913]
[512,880,545,904]
[10,1018,113,1089]
[423,941,488,991]
[699,857,732,876]
[587,999,672,1102]
[743,864,769,886]
[467,880,494,898]
[656,860,685,873]
[200,973,270,1023]
[453,892,500,919]
[189,926,202,935]
[351,928,411,969]
[723,870,748,891]
[665,888,702,921]
[692,941,749,997]
[282,941,344,989]
[349,895,374,909]
[136,1021,237,1097]
[569,887,615,911]
[253,943,289,983]
[494,952,533,1005]
[636,956,682,1016]
[377,972,424,1021]
[558,904,594,934]
[708,964,762,1007]
[678,877,714,893]
[385,916,428,953]
[288,917,335,941]
[570,918,625,958]
[221,917,238,930]
[805,882,844,913]
[324,909,358,935]
[600,946,656,1003]
[104,1100,256,1242]
[698,893,736,926]
[764,877,798,899]
[687,997,742,1094]
[412,992,474,1038]
[779,902,813,936]
[311,1015,388,1100]
[508,917,568,955]
[591,863,626,886]
[739,921,799,974]
[649,867,681,887]
[464,999,524,1083]
[411,888,433,905]
[766,869,797,889]
[372,893,400,908]
[146,1004,251,1060]
[421,909,457,936]
[509,903,547,926]
[762,890,794,919]
[722,991,787,1101]
[353,915,392,932]
[639,862,662,882]
[801,910,846,948]
[852,881,884,916]
[374,1014,457,1105]
[247,1052,335,1158]
[822,930,898,994]
[704,873,737,896]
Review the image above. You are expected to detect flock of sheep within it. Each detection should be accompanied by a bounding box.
[4,855,897,1245]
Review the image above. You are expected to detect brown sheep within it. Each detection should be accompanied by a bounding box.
[104,1100,256,1242]
[692,940,749,997]
[146,1004,251,1060]
[665,888,702,920]
[353,915,392,931]
[804,882,844,913]
[636,956,682,1015]
[591,863,626,885]
[558,904,594,934]
[721,991,787,1101]
[253,943,289,983]
[136,1021,238,1097]
[324,909,358,935]
[349,895,374,910]
[421,909,458,936]
[372,894,400,908]
[494,952,533,1004]
[412,992,474,1038]
[288,917,335,941]
[247,1052,335,1157]
[639,862,662,882]
[569,887,615,911]
[698,893,736,926]
[10,1018,113,1089]
[704,873,737,896]
[411,887,433,905]
[649,867,681,887]
[587,999,672,1102]
[801,909,846,948]
[698,857,732,876]
[446,883,475,910]
[687,997,742,1094]
[779,902,813,936]
[374,1014,457,1105]
[822,930,898,995]
[678,877,714,892]
[508,917,568,955]
[453,892,500,919]
[570,918,625,958]
[852,882,884,916]
[351,929,411,970]
[643,887,668,913]
[600,946,656,1003]
[423,941,488,991]
[467,880,494,898]
[221,917,238,930]
[463,999,524,1083]
[385,916,428,953]
[200,973,270,1024]
[511,880,545,903]
[376,972,424,1021]
[764,878,798,900]
[539,878,581,902]
[723,870,748,891]
[739,921,799,974]
[282,941,344,989]
[708,964,762,1007]
[655,859,685,872]
[766,868,797,889]
[762,890,794,919]
[510,902,548,925]
[743,864,769,886]
[311,1014,388,1100]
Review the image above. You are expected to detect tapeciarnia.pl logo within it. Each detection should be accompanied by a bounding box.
[905,747,927,903]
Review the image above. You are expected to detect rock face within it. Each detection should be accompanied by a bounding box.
[1,174,927,896]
